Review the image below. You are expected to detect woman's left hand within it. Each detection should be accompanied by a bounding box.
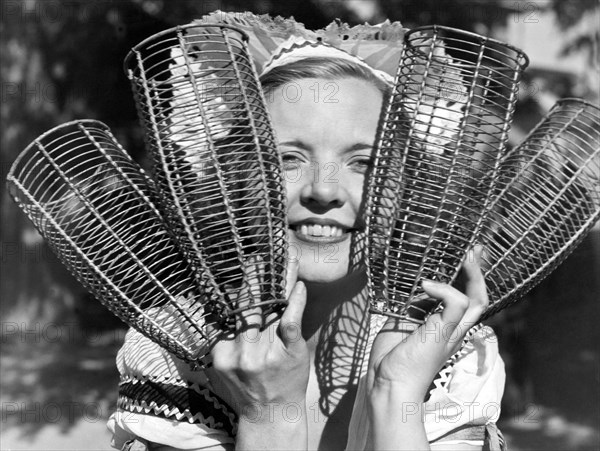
[366,246,489,450]
[368,245,488,399]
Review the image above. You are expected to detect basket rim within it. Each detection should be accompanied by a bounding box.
[555,97,600,112]
[7,119,111,181]
[123,23,249,75]
[405,24,530,70]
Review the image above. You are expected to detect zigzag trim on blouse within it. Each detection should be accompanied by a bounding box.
[429,323,486,397]
[118,377,237,436]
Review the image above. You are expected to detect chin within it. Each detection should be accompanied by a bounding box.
[297,261,350,283]
[294,242,353,283]
[287,230,366,284]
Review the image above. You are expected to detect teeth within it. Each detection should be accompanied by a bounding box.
[297,224,345,237]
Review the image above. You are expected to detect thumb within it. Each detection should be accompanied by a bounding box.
[279,281,306,348]
[421,280,470,327]
[285,257,300,299]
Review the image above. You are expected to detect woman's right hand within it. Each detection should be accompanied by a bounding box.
[206,259,310,449]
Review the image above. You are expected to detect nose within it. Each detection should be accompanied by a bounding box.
[300,163,347,208]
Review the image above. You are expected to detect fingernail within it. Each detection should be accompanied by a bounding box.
[421,279,440,288]
[473,244,484,262]
[295,281,306,293]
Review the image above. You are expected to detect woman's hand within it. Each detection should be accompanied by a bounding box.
[207,258,310,450]
[367,246,489,450]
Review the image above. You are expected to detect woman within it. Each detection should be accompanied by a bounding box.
[108,13,504,451]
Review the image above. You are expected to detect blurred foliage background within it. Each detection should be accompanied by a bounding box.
[1,0,598,449]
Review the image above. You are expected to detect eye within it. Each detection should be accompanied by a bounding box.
[281,152,306,170]
[349,156,374,173]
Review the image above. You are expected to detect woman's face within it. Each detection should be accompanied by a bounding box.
[267,77,384,283]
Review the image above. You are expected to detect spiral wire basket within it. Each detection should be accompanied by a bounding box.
[366,26,529,321]
[125,24,288,327]
[480,99,600,320]
[6,121,220,364]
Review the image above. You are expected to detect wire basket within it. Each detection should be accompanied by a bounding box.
[480,99,600,321]
[6,120,220,364]
[125,24,288,326]
[366,26,529,321]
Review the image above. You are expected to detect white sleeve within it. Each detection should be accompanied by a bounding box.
[107,410,234,451]
[107,328,236,451]
[425,326,505,444]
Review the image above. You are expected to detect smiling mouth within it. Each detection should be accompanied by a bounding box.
[294,224,344,237]
[289,223,356,243]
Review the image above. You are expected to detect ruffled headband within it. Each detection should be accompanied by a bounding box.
[194,11,406,84]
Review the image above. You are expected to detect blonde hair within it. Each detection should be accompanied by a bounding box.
[259,57,392,98]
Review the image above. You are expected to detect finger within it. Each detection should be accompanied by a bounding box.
[278,281,306,348]
[462,246,487,300]
[422,278,478,350]
[421,279,470,328]
[285,257,299,299]
[235,257,264,331]
[407,292,441,324]
[460,246,489,325]
[263,257,300,328]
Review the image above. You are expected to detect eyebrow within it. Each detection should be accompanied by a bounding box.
[346,143,375,153]
[278,140,374,153]
[278,140,311,151]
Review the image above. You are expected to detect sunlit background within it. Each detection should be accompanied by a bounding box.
[1,0,598,449]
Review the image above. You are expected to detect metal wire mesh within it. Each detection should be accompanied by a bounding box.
[125,24,288,326]
[480,99,600,321]
[366,26,529,321]
[6,120,220,364]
